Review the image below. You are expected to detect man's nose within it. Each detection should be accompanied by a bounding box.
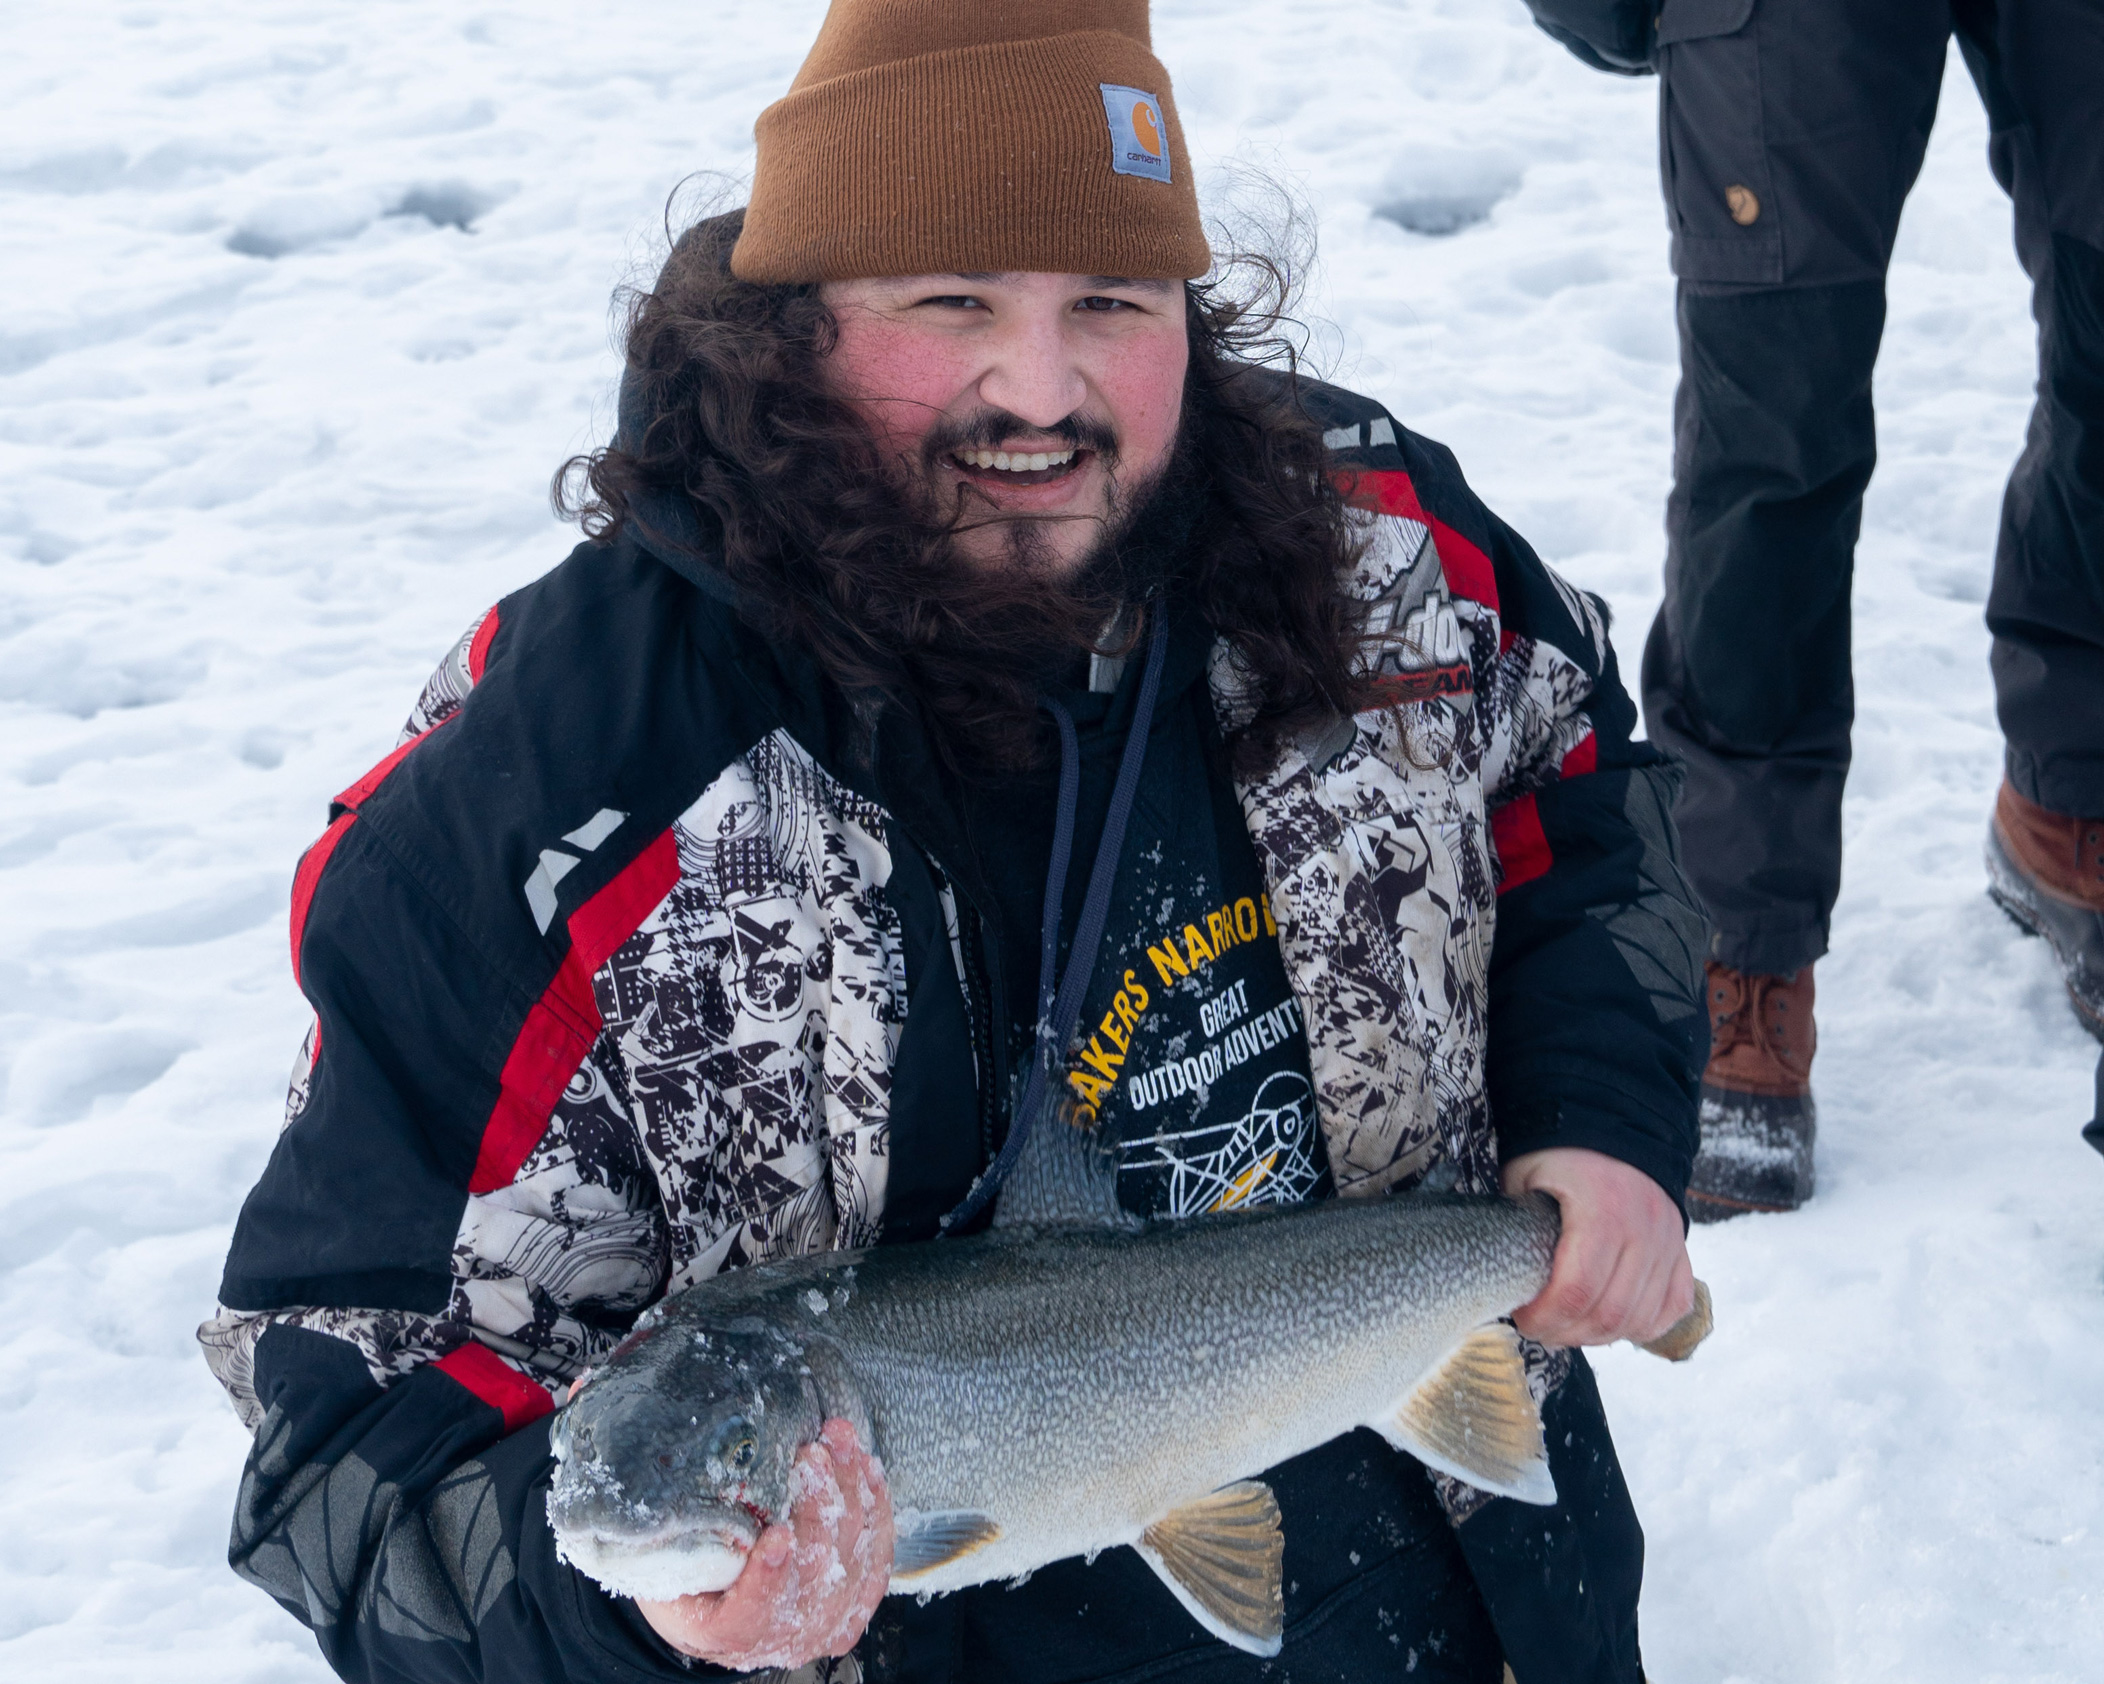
[976,319,1089,432]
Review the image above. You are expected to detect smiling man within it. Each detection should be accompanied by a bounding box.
[201,5,1707,1683]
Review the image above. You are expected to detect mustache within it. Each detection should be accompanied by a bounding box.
[918,408,1122,477]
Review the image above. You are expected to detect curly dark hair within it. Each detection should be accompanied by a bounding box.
[555,208,1375,772]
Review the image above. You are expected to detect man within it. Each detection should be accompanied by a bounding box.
[1527,0,2104,1217]
[201,5,1705,1680]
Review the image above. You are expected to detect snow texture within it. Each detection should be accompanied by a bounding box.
[0,3,2097,1681]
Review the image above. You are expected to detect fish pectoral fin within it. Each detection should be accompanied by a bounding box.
[890,1510,1001,1580]
[1134,1480,1285,1658]
[1380,1321,1557,1507]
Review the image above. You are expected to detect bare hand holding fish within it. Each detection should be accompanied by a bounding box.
[631,1419,893,1669]
[1502,1147,1697,1348]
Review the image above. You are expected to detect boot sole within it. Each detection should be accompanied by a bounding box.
[1985,826,2104,1045]
[1687,1186,1800,1223]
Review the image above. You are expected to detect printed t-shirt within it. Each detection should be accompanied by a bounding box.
[961,621,1328,1224]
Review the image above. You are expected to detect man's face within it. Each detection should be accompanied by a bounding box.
[818,271,1190,574]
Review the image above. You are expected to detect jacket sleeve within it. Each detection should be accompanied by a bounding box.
[197,618,711,1684]
[199,975,706,1684]
[204,1319,715,1684]
[1406,432,1709,1208]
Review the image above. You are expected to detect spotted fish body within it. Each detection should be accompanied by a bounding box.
[548,1191,1563,1656]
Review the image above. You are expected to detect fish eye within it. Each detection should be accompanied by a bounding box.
[712,1416,759,1472]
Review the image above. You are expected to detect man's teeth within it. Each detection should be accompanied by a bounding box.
[956,448,1076,472]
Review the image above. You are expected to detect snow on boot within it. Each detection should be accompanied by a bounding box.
[1688,962,1817,1222]
[1985,782,2104,1043]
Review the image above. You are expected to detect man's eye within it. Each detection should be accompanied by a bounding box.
[1076,296,1132,313]
[916,295,985,311]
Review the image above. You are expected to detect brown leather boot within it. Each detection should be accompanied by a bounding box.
[1687,961,1817,1222]
[1985,781,2104,1041]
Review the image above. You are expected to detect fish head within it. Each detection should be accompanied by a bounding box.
[546,1320,821,1601]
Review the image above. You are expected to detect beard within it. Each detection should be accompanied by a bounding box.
[891,403,1209,654]
[775,401,1214,771]
[912,406,1131,577]
[691,386,1220,774]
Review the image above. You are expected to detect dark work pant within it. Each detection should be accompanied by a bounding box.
[1639,0,2104,975]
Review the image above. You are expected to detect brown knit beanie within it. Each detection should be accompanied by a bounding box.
[730,1,1211,284]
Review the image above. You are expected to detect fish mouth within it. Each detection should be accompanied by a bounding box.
[549,1511,762,1601]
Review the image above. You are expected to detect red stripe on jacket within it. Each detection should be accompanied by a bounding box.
[290,715,459,985]
[1491,733,1600,895]
[435,1343,553,1432]
[289,815,356,987]
[469,829,682,1195]
[1492,797,1553,893]
[1343,469,1500,612]
[466,606,501,683]
[333,717,451,814]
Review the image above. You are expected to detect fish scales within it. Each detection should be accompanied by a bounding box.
[549,1192,1560,1619]
[832,1203,1549,1587]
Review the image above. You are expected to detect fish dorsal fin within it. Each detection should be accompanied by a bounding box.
[890,1510,1001,1580]
[992,1105,1141,1232]
[1381,1322,1557,1506]
[1134,1480,1285,1657]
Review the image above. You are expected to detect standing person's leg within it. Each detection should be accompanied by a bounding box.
[1640,0,1952,1217]
[1960,0,2104,1041]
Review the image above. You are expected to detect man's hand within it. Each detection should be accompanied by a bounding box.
[634,1418,893,1671]
[1503,1147,1693,1347]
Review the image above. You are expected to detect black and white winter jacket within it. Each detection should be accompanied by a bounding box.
[200,379,1705,1683]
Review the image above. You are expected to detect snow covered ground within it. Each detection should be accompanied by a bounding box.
[2,3,2098,1679]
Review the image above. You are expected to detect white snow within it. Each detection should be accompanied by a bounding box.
[1,3,2097,1680]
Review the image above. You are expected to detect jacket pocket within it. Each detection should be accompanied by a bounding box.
[1657,0,1782,285]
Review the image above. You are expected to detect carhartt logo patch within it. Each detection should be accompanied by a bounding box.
[1099,83,1172,183]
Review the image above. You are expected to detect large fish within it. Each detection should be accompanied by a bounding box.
[547,1122,1708,1657]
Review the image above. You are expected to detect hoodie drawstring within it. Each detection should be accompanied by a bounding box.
[939,607,1170,1232]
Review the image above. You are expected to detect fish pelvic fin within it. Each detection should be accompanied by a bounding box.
[1135,1480,1285,1658]
[1381,1322,1557,1506]
[890,1511,1002,1581]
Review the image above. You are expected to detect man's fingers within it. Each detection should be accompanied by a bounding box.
[1552,1246,1633,1344]
[1514,1224,1614,1342]
[1502,1147,1695,1347]
[1640,1253,1698,1344]
[802,1428,876,1551]
[635,1589,726,1658]
[1585,1241,1696,1345]
[1604,1226,1695,1344]
[643,1425,896,1670]
[793,1438,841,1526]
[1524,1229,1672,1345]
[686,1523,798,1658]
[726,1523,794,1604]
